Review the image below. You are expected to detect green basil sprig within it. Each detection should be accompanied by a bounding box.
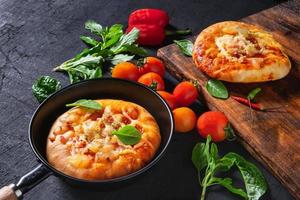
[192,136,267,200]
[206,79,229,99]
[66,99,102,110]
[112,125,141,145]
[32,76,61,102]
[174,39,194,56]
[247,87,262,101]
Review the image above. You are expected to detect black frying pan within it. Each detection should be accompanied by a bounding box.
[0,78,174,200]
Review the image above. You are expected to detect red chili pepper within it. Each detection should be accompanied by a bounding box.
[231,96,264,111]
[127,9,191,46]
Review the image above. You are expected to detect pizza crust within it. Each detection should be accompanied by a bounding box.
[192,21,291,83]
[46,99,161,180]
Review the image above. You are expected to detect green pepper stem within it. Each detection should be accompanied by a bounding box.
[165,29,192,36]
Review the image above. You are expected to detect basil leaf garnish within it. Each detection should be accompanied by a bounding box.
[66,99,102,110]
[206,79,229,99]
[112,125,141,145]
[174,39,193,56]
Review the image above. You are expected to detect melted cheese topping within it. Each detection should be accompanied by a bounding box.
[66,106,136,162]
[215,32,263,62]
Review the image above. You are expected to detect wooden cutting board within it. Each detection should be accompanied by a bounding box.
[157,0,300,199]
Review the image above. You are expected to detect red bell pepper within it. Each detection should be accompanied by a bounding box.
[126,8,191,46]
[128,9,169,28]
[126,24,165,46]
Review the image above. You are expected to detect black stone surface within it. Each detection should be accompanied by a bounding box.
[0,0,294,199]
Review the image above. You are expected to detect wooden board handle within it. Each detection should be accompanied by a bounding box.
[0,185,17,200]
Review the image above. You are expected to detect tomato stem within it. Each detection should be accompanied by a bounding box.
[224,123,236,141]
[149,81,158,90]
[191,79,200,88]
[136,58,146,67]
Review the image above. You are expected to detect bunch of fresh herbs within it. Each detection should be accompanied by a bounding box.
[54,20,147,83]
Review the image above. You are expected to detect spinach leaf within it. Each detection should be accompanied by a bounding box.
[216,156,235,172]
[192,143,207,171]
[210,143,219,163]
[80,36,99,47]
[204,135,212,162]
[110,54,135,65]
[225,153,268,200]
[211,177,248,199]
[85,20,103,36]
[247,88,262,101]
[206,79,229,99]
[66,99,102,110]
[112,125,141,145]
[32,76,61,102]
[174,39,193,56]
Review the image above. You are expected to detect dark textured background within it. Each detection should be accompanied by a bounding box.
[0,0,294,199]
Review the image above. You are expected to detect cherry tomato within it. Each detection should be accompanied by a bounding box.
[157,91,177,110]
[111,62,140,81]
[197,111,231,142]
[138,72,165,90]
[138,57,165,77]
[173,107,196,133]
[173,81,198,107]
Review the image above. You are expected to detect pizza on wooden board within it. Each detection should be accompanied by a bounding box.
[192,21,291,83]
[46,99,161,180]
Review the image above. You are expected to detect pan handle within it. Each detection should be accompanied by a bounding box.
[0,164,52,200]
